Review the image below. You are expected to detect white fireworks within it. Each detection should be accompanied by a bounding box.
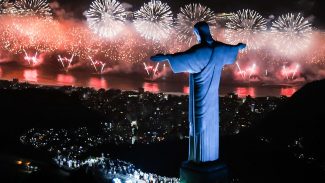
[175,3,215,45]
[225,9,267,52]
[133,0,173,41]
[89,56,106,74]
[0,0,17,14]
[85,0,127,38]
[271,13,313,57]
[14,0,52,17]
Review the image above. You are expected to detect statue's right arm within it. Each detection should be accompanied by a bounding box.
[150,49,194,62]
[150,54,169,62]
[237,43,246,50]
[151,46,204,74]
[225,43,246,51]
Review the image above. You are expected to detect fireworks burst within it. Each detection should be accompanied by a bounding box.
[271,13,312,57]
[248,63,257,78]
[0,0,322,82]
[85,0,127,38]
[134,0,173,41]
[89,56,106,74]
[0,0,17,14]
[143,62,165,79]
[115,27,169,65]
[235,62,258,80]
[281,64,300,80]
[175,3,215,45]
[23,49,40,66]
[0,15,66,54]
[14,0,52,17]
[6,16,56,53]
[63,25,95,59]
[143,62,159,76]
[57,55,74,72]
[143,63,159,75]
[225,9,267,52]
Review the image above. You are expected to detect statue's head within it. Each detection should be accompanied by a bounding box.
[193,21,213,44]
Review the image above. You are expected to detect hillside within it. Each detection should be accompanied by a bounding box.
[223,79,325,183]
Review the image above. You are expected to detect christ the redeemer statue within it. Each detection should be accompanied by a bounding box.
[151,22,246,163]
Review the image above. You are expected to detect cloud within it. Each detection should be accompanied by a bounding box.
[297,0,316,11]
[121,2,133,11]
[49,1,74,20]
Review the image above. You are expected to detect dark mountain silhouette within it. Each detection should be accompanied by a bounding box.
[2,79,325,183]
[0,88,104,147]
[223,79,325,183]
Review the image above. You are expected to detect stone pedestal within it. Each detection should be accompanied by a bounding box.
[180,160,228,183]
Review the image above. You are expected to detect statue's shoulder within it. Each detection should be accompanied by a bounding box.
[191,42,218,50]
[186,44,209,54]
[189,44,203,50]
[188,41,227,53]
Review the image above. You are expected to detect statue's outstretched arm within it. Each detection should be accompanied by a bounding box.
[223,43,246,65]
[150,46,197,63]
[150,54,170,62]
[151,46,208,74]
[237,43,246,50]
[226,43,246,50]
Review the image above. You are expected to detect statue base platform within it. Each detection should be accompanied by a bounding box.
[180,160,228,183]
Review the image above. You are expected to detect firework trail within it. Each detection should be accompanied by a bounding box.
[248,63,256,78]
[143,62,162,79]
[175,3,215,46]
[134,0,173,41]
[23,49,40,66]
[85,0,127,38]
[271,13,312,57]
[235,62,258,80]
[57,55,74,72]
[236,62,245,79]
[153,62,159,75]
[89,56,106,74]
[282,65,289,80]
[281,64,301,80]
[143,62,150,75]
[14,0,52,17]
[225,9,267,52]
[292,64,300,79]
[89,56,98,72]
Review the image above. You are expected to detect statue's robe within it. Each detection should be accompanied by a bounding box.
[168,42,241,162]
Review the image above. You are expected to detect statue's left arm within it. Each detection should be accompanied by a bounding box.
[151,46,210,74]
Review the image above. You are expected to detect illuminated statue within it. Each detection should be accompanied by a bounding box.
[151,22,246,163]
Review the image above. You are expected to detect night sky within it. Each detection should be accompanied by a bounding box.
[54,0,325,28]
